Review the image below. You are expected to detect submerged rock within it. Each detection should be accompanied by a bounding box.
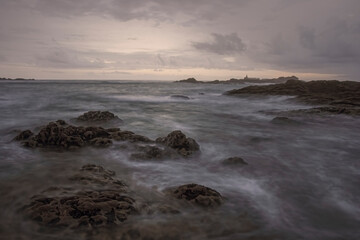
[76,111,123,123]
[156,130,200,157]
[165,183,223,208]
[271,117,300,125]
[222,157,248,166]
[13,130,33,141]
[111,130,153,143]
[170,94,190,100]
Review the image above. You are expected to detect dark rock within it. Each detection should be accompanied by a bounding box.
[222,157,248,166]
[13,130,33,141]
[89,137,113,147]
[24,190,138,228]
[69,164,127,189]
[130,145,177,160]
[165,183,223,208]
[156,130,200,157]
[76,111,122,123]
[111,130,153,143]
[170,95,190,100]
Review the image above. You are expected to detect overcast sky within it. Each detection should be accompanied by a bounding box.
[1,0,359,80]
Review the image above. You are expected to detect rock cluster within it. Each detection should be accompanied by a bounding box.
[13,121,200,159]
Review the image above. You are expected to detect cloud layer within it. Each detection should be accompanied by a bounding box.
[0,0,359,80]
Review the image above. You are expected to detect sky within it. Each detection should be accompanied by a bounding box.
[0,0,359,81]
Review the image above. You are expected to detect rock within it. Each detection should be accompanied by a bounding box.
[14,121,148,149]
[111,130,153,143]
[271,117,299,125]
[89,137,113,147]
[76,111,122,123]
[165,183,223,208]
[130,145,178,161]
[170,94,190,100]
[69,164,127,189]
[156,130,200,157]
[24,190,138,228]
[13,130,33,141]
[222,157,248,166]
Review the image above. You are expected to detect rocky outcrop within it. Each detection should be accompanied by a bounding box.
[222,157,248,166]
[226,80,360,116]
[76,111,123,123]
[156,130,200,157]
[165,183,223,208]
[13,120,153,149]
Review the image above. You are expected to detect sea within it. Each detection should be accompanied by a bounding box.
[0,80,359,240]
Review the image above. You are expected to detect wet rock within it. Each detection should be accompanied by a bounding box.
[24,190,138,228]
[69,164,127,189]
[156,130,200,157]
[130,146,166,160]
[170,94,190,100]
[111,130,152,143]
[165,183,223,208]
[89,137,113,147]
[13,130,33,141]
[76,111,122,123]
[222,157,248,166]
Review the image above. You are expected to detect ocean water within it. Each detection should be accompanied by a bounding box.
[0,80,359,239]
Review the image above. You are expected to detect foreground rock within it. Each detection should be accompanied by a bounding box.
[222,157,248,166]
[165,183,223,208]
[13,120,152,149]
[76,111,123,123]
[23,164,138,228]
[156,130,200,157]
[225,79,360,116]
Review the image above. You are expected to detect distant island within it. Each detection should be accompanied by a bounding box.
[0,77,35,81]
[175,76,299,84]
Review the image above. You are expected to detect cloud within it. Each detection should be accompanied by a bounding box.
[192,33,246,55]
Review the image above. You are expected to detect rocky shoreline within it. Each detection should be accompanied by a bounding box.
[11,111,263,239]
[225,79,360,116]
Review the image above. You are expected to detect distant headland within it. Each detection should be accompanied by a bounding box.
[175,76,299,84]
[0,77,35,81]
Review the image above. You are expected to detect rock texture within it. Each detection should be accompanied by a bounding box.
[23,165,137,228]
[156,130,200,157]
[226,79,360,116]
[76,111,122,123]
[166,183,223,208]
[13,120,152,149]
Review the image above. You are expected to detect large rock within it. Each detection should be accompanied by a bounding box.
[156,130,200,157]
[165,183,223,208]
[13,130,33,141]
[76,111,122,123]
[24,190,138,228]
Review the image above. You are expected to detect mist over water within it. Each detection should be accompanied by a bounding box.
[0,80,359,239]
